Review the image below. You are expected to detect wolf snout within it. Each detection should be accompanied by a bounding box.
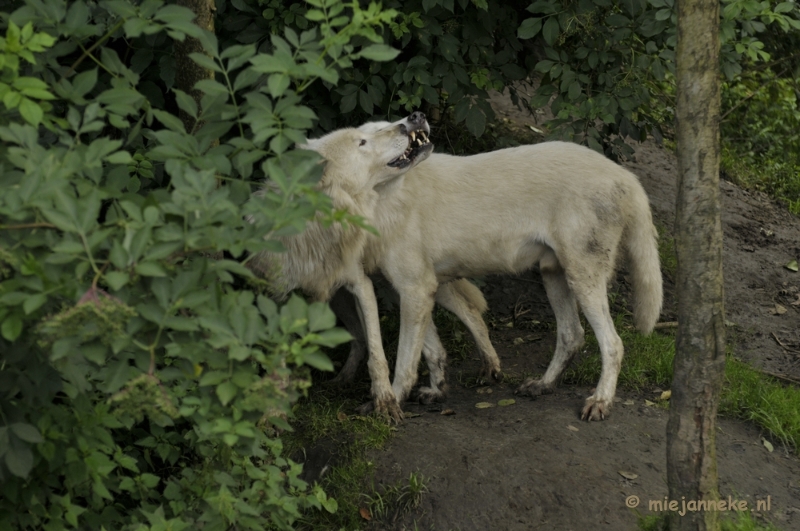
[400,111,430,136]
[409,111,426,125]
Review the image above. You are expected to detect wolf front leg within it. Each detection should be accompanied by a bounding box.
[391,273,439,404]
[345,271,403,423]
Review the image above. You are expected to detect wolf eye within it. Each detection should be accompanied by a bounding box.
[359,139,367,146]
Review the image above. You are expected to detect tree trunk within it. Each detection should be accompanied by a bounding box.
[173,0,216,134]
[667,0,725,528]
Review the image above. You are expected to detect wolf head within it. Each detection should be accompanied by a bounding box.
[301,112,433,194]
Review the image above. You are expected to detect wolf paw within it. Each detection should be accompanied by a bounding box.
[358,395,404,424]
[581,396,611,421]
[411,385,447,404]
[515,378,554,397]
[477,365,503,385]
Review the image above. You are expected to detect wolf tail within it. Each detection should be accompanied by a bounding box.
[626,192,663,335]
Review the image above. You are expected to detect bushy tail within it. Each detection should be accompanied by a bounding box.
[626,197,663,334]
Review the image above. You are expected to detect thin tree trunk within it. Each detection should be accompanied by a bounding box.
[667,0,725,528]
[174,0,216,134]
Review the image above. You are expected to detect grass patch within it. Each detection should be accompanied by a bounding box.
[655,223,677,281]
[721,144,800,215]
[563,322,675,392]
[637,509,783,530]
[284,392,395,530]
[363,472,428,524]
[719,358,800,450]
[562,321,800,453]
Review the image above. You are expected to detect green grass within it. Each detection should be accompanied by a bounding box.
[563,322,676,392]
[284,393,394,530]
[638,509,783,530]
[656,223,677,280]
[562,321,800,453]
[363,472,428,523]
[719,358,800,450]
[721,143,800,216]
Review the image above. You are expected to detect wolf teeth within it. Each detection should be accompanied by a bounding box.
[408,130,430,149]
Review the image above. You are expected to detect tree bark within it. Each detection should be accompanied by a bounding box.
[173,0,216,134]
[667,0,725,528]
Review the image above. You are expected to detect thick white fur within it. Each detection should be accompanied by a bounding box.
[359,121,663,420]
[248,120,432,422]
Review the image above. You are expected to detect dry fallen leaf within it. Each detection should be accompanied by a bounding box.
[785,259,799,272]
[475,402,495,409]
[476,387,493,394]
[619,471,639,480]
[762,438,774,453]
[504,321,514,328]
[513,337,525,345]
[337,411,348,421]
[623,400,635,406]
[441,409,455,416]
[567,425,579,432]
[498,399,516,407]
[644,399,656,407]
[359,507,372,521]
[660,390,672,401]
[773,304,788,315]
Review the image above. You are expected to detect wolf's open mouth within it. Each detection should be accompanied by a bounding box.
[388,130,432,168]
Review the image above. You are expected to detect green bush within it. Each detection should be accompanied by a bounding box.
[721,69,800,214]
[0,1,399,529]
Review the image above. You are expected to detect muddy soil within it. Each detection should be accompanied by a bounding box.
[335,88,800,530]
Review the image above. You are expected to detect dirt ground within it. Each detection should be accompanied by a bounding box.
[321,88,800,530]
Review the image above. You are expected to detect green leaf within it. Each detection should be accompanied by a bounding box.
[1,315,23,341]
[357,44,400,61]
[152,109,186,133]
[10,423,44,443]
[93,477,113,500]
[216,381,237,406]
[465,105,486,137]
[18,98,43,126]
[606,14,630,26]
[313,328,352,348]
[308,302,336,332]
[517,17,542,39]
[655,8,672,20]
[22,294,47,315]
[136,262,168,277]
[301,351,334,371]
[542,17,560,46]
[568,81,581,100]
[228,346,250,361]
[140,473,160,488]
[189,52,222,73]
[105,271,130,291]
[534,60,555,73]
[267,73,290,98]
[173,89,198,119]
[106,151,133,164]
[5,444,33,478]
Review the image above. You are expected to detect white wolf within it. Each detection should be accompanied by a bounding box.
[354,116,663,420]
[248,113,435,422]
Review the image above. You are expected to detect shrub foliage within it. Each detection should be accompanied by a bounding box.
[0,0,398,529]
